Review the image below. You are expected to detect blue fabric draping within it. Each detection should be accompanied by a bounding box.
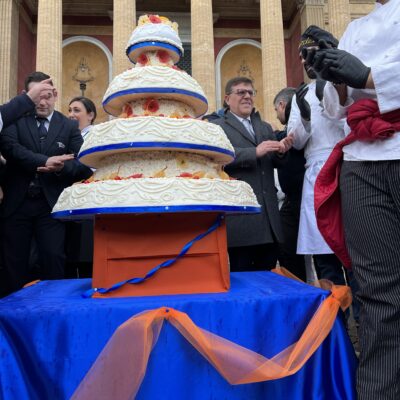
[0,272,357,400]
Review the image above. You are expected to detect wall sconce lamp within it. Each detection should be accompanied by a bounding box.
[72,57,94,96]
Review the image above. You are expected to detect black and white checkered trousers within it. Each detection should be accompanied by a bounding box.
[340,160,400,400]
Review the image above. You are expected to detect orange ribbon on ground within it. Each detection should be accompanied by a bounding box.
[72,269,351,400]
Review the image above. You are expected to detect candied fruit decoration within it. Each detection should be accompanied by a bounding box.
[219,171,230,180]
[122,104,133,118]
[193,171,205,179]
[143,98,160,113]
[137,53,149,66]
[178,172,193,178]
[149,15,162,23]
[152,167,167,178]
[128,173,144,179]
[157,50,170,64]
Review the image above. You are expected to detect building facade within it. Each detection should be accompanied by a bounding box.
[0,0,375,124]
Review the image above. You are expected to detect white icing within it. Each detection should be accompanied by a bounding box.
[93,151,223,180]
[53,14,260,219]
[126,23,183,63]
[103,66,207,117]
[80,117,234,167]
[124,99,195,118]
[53,178,259,213]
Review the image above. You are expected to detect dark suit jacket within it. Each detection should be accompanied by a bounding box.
[0,94,35,130]
[212,110,287,247]
[0,111,92,217]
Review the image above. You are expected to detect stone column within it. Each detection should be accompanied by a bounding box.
[297,0,325,34]
[113,0,136,77]
[191,0,216,113]
[0,0,20,103]
[328,0,350,39]
[36,0,62,107]
[260,0,287,123]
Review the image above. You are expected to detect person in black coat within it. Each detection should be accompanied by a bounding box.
[211,77,292,271]
[0,71,92,293]
[0,78,55,190]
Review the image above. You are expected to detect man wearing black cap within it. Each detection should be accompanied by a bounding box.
[287,26,346,286]
[308,1,400,399]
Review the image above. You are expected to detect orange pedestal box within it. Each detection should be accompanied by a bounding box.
[92,212,230,298]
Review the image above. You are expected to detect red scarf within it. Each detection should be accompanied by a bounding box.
[314,99,400,268]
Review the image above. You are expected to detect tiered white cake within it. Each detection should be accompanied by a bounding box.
[52,15,260,218]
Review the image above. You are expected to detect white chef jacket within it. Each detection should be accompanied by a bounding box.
[288,81,345,254]
[323,1,400,161]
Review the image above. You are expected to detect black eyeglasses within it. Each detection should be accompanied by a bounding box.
[229,89,257,97]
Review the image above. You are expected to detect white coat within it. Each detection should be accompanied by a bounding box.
[288,81,345,254]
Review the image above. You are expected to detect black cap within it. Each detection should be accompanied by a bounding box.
[299,25,339,50]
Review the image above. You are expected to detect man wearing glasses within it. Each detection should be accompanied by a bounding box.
[211,77,292,272]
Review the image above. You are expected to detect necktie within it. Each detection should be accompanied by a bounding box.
[37,117,48,152]
[243,118,256,140]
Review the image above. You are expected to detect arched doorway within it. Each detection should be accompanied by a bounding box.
[62,36,112,123]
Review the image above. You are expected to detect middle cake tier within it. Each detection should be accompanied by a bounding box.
[79,116,235,167]
[102,66,208,117]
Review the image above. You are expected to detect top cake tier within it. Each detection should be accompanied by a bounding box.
[126,15,183,64]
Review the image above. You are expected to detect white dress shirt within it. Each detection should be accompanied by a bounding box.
[230,112,256,140]
[81,124,93,140]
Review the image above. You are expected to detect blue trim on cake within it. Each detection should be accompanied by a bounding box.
[103,88,208,111]
[126,41,182,59]
[79,141,235,160]
[52,205,261,219]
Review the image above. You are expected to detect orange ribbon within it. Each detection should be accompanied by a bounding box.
[72,269,351,400]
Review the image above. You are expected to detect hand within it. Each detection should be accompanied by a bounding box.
[26,79,54,105]
[37,154,74,173]
[296,83,311,121]
[312,40,371,89]
[278,134,294,154]
[256,140,283,158]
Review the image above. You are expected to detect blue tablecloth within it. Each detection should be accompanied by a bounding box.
[0,272,357,399]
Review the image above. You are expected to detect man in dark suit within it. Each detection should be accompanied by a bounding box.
[0,71,92,293]
[0,78,55,200]
[211,77,292,271]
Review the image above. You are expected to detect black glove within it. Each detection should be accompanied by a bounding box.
[296,83,311,121]
[301,46,316,66]
[315,79,327,102]
[312,39,371,89]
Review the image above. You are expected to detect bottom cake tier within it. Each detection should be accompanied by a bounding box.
[52,177,261,219]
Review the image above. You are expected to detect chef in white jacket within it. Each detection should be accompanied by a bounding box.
[311,1,400,399]
[287,26,346,286]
